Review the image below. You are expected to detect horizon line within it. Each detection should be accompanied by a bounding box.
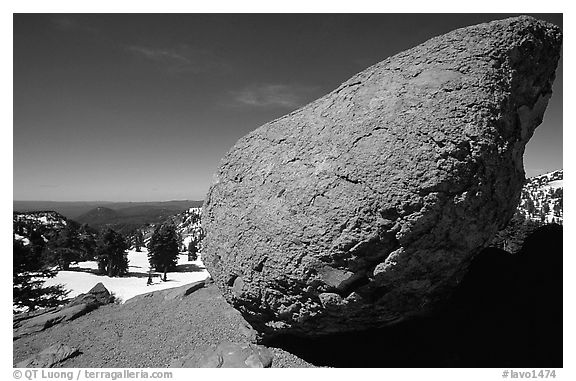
[13,199,204,203]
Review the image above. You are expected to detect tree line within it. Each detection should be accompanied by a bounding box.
[14,218,196,313]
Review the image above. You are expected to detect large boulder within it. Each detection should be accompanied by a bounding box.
[202,16,562,337]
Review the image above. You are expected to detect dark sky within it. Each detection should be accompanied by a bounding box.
[13,13,563,202]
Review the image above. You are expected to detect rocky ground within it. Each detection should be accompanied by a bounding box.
[14,224,562,368]
[13,282,313,368]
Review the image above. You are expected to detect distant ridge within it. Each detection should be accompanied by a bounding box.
[13,200,203,220]
[76,207,120,226]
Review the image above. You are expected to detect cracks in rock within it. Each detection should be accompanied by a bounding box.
[334,274,370,298]
[284,157,300,165]
[350,126,384,149]
[254,257,267,272]
[318,220,403,300]
[351,134,369,147]
[336,174,360,185]
[335,172,380,196]
[335,81,362,94]
[308,189,329,207]
[227,274,238,287]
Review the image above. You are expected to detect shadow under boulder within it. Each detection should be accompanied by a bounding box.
[264,224,563,367]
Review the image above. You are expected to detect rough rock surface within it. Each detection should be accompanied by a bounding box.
[163,280,207,301]
[14,283,112,340]
[171,341,274,368]
[16,344,80,368]
[202,16,562,337]
[124,279,209,304]
[68,282,113,306]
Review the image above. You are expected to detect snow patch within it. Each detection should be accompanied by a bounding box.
[547,180,563,189]
[44,248,210,302]
[14,234,30,245]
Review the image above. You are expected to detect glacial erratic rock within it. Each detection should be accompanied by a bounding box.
[202,16,562,337]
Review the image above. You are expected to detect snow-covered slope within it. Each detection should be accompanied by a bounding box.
[43,247,209,302]
[133,207,205,250]
[14,208,210,308]
[13,211,69,245]
[517,169,563,224]
[169,207,204,247]
[14,211,68,229]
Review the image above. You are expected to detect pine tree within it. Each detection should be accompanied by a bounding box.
[95,229,129,277]
[78,224,97,261]
[13,238,69,312]
[543,202,551,215]
[525,198,536,218]
[187,238,198,261]
[44,224,83,270]
[553,198,562,219]
[148,224,179,281]
[28,227,47,263]
[133,230,144,252]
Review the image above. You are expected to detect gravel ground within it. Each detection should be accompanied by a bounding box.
[13,284,314,368]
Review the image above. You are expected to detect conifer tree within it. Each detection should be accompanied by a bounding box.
[95,229,129,277]
[78,224,98,261]
[133,230,144,252]
[44,224,83,270]
[187,238,198,261]
[13,238,68,312]
[148,224,179,281]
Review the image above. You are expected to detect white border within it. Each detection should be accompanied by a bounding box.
[3,2,572,380]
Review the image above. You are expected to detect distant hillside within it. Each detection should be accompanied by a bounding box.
[490,169,563,253]
[13,200,203,220]
[76,207,120,225]
[130,207,204,251]
[72,202,203,234]
[13,211,98,263]
[13,210,69,229]
[13,201,116,220]
[13,211,70,245]
[517,169,563,224]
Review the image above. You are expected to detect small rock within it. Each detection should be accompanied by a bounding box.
[14,283,113,340]
[204,276,214,285]
[14,304,93,339]
[318,292,343,307]
[185,342,274,368]
[68,282,112,307]
[16,343,80,368]
[239,320,259,342]
[163,280,206,301]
